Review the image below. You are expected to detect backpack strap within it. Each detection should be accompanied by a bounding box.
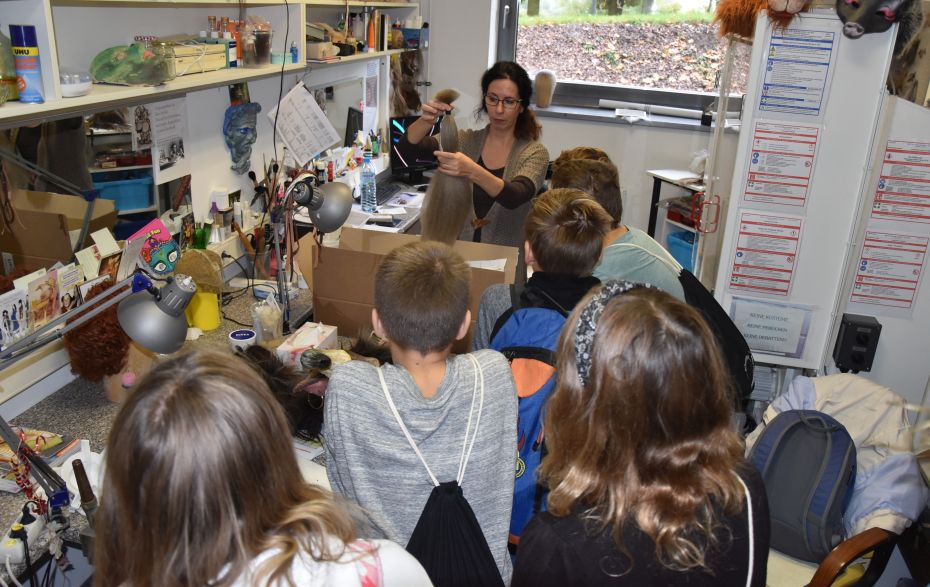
[377,355,485,487]
[605,242,683,274]
[736,474,755,587]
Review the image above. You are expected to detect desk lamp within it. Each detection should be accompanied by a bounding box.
[0,272,196,510]
[273,174,352,332]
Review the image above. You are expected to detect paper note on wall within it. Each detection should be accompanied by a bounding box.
[268,82,340,165]
[728,212,803,297]
[730,296,812,358]
[870,140,930,225]
[743,120,820,207]
[364,60,379,133]
[151,97,191,185]
[847,230,928,317]
[758,27,836,118]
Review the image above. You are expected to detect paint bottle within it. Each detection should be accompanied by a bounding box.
[9,25,43,104]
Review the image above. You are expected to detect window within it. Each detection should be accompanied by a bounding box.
[497,0,752,112]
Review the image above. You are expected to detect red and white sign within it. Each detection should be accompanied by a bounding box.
[743,121,820,207]
[871,140,930,224]
[729,212,803,296]
[850,231,928,309]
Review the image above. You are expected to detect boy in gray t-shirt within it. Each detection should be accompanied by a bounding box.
[324,241,518,584]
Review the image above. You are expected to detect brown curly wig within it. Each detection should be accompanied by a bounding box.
[63,281,130,382]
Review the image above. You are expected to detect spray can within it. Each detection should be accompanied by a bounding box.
[9,25,43,104]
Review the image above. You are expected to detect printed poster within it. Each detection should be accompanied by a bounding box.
[268,82,340,165]
[151,97,191,185]
[759,28,836,118]
[730,296,813,358]
[744,121,820,207]
[363,60,378,133]
[729,212,804,297]
[847,230,928,316]
[870,140,930,224]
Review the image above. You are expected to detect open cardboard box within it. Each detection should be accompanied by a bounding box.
[0,190,117,273]
[295,227,520,352]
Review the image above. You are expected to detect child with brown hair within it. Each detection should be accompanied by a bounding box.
[551,148,685,300]
[471,188,611,351]
[324,240,518,584]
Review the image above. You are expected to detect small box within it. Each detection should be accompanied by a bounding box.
[276,321,338,366]
[400,28,427,49]
[832,313,881,373]
[666,231,695,272]
[294,227,519,353]
[92,176,153,211]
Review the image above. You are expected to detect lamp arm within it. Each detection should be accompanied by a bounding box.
[0,273,148,368]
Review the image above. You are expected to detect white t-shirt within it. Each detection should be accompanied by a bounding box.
[228,538,432,587]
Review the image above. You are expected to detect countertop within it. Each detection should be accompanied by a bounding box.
[0,286,313,581]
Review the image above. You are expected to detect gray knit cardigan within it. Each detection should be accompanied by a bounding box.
[455,126,549,248]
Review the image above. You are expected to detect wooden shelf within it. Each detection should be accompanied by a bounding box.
[0,63,307,128]
[307,48,407,66]
[308,1,418,7]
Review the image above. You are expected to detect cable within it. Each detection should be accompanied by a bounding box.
[5,556,22,587]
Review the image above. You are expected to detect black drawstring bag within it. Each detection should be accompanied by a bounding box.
[406,481,505,587]
[377,356,505,587]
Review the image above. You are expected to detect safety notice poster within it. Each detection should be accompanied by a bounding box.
[729,212,803,296]
[870,140,930,224]
[848,230,928,314]
[759,28,836,118]
[743,121,820,207]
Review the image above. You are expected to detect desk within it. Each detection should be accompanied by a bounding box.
[0,287,313,581]
[646,169,705,238]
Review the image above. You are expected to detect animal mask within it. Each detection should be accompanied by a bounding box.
[837,0,912,39]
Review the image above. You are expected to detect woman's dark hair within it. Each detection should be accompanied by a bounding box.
[477,61,541,141]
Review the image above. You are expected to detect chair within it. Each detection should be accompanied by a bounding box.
[767,527,897,587]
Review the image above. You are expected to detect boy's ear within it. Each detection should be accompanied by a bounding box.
[455,309,472,341]
[371,309,387,340]
[524,241,536,268]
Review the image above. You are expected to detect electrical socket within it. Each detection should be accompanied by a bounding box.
[207,233,246,266]
[0,510,46,565]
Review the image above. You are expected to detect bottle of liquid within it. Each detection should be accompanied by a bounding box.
[360,154,377,213]
[224,31,237,67]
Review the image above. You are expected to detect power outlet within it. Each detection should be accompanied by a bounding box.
[207,233,246,266]
[0,511,46,565]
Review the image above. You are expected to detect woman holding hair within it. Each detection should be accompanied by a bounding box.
[403,61,549,247]
[94,350,431,587]
[512,283,769,586]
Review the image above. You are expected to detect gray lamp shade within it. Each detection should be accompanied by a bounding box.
[117,275,196,355]
[289,175,353,233]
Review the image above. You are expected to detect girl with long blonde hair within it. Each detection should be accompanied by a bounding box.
[94,350,430,587]
[512,283,770,586]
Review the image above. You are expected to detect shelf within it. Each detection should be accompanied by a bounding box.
[307,48,407,66]
[117,205,158,216]
[0,63,307,128]
[665,219,698,234]
[308,1,418,7]
[90,165,152,172]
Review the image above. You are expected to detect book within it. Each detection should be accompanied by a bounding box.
[99,251,122,284]
[78,274,112,303]
[178,212,195,250]
[57,265,84,313]
[0,288,29,346]
[28,270,60,329]
[74,244,102,281]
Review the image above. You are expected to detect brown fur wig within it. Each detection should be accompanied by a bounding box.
[715,0,800,38]
[63,282,130,382]
[238,345,324,441]
[420,92,473,245]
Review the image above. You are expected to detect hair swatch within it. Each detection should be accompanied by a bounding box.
[421,90,472,245]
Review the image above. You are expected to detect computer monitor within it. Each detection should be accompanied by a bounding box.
[389,115,440,184]
[344,106,364,148]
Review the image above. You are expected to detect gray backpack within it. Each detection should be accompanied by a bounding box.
[748,410,857,563]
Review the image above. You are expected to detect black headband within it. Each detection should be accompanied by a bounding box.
[574,280,654,386]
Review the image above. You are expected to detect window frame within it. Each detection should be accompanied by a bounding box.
[496,2,745,115]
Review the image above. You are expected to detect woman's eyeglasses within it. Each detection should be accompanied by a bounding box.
[484,94,522,110]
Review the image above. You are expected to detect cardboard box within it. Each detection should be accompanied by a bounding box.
[0,190,118,273]
[295,227,519,352]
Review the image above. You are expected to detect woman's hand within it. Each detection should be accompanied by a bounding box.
[434,151,477,179]
[419,99,454,125]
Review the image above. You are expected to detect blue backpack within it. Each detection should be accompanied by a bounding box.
[489,284,568,549]
[748,409,857,563]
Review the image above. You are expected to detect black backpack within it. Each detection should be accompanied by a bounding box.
[606,242,755,402]
[377,356,504,587]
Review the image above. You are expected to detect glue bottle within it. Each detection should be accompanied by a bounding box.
[9,25,43,103]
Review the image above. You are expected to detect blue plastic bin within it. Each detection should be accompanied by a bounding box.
[92,175,153,211]
[666,231,695,273]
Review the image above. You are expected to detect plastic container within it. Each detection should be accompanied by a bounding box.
[360,155,377,213]
[666,231,695,273]
[59,68,91,98]
[93,175,153,210]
